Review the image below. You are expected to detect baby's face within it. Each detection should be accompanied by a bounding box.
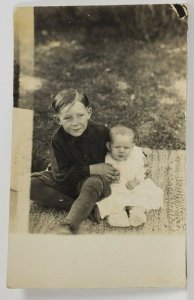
[109,134,133,161]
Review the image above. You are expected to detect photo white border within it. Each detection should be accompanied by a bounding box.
[0,0,193,299]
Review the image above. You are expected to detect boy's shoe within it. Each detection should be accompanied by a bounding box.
[129,207,147,227]
[50,220,77,235]
[56,223,73,235]
[89,205,101,224]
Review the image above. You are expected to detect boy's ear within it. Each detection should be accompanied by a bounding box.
[87,107,92,118]
[106,142,111,151]
[54,115,60,124]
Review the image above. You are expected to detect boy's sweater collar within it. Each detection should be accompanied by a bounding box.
[61,124,89,143]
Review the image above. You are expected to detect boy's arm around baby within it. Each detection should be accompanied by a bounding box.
[125,147,147,190]
[49,123,118,188]
[89,163,119,182]
[51,140,118,186]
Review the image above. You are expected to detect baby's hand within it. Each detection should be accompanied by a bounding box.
[126,179,140,190]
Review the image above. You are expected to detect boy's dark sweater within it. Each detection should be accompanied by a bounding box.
[50,121,110,190]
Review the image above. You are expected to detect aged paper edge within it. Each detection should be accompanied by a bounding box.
[7,233,186,288]
[7,6,187,289]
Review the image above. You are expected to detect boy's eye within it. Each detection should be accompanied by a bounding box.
[77,114,84,117]
[64,116,71,120]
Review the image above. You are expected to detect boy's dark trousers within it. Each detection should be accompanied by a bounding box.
[30,174,111,231]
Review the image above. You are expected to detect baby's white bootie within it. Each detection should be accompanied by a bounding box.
[129,207,147,227]
[108,210,130,227]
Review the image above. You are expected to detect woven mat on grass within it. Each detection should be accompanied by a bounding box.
[29,149,186,235]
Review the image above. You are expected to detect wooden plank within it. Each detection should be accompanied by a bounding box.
[10,108,33,233]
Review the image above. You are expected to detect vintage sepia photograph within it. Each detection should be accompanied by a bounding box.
[8,4,187,288]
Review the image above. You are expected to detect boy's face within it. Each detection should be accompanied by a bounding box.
[107,134,133,161]
[58,101,92,137]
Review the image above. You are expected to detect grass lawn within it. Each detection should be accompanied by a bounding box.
[29,148,185,234]
[32,25,187,171]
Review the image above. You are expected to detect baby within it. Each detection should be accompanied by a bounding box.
[96,125,164,227]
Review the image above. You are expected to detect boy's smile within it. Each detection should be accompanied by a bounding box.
[58,101,92,137]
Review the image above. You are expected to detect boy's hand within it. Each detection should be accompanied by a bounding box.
[89,163,119,182]
[126,179,140,190]
[113,175,120,183]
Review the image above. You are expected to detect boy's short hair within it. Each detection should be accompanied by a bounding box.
[52,88,90,114]
[109,125,134,143]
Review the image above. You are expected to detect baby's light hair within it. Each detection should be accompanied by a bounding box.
[52,88,90,114]
[109,125,134,143]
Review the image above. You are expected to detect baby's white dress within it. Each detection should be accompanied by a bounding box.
[97,146,164,227]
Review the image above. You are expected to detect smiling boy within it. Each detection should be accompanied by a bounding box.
[30,88,119,234]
